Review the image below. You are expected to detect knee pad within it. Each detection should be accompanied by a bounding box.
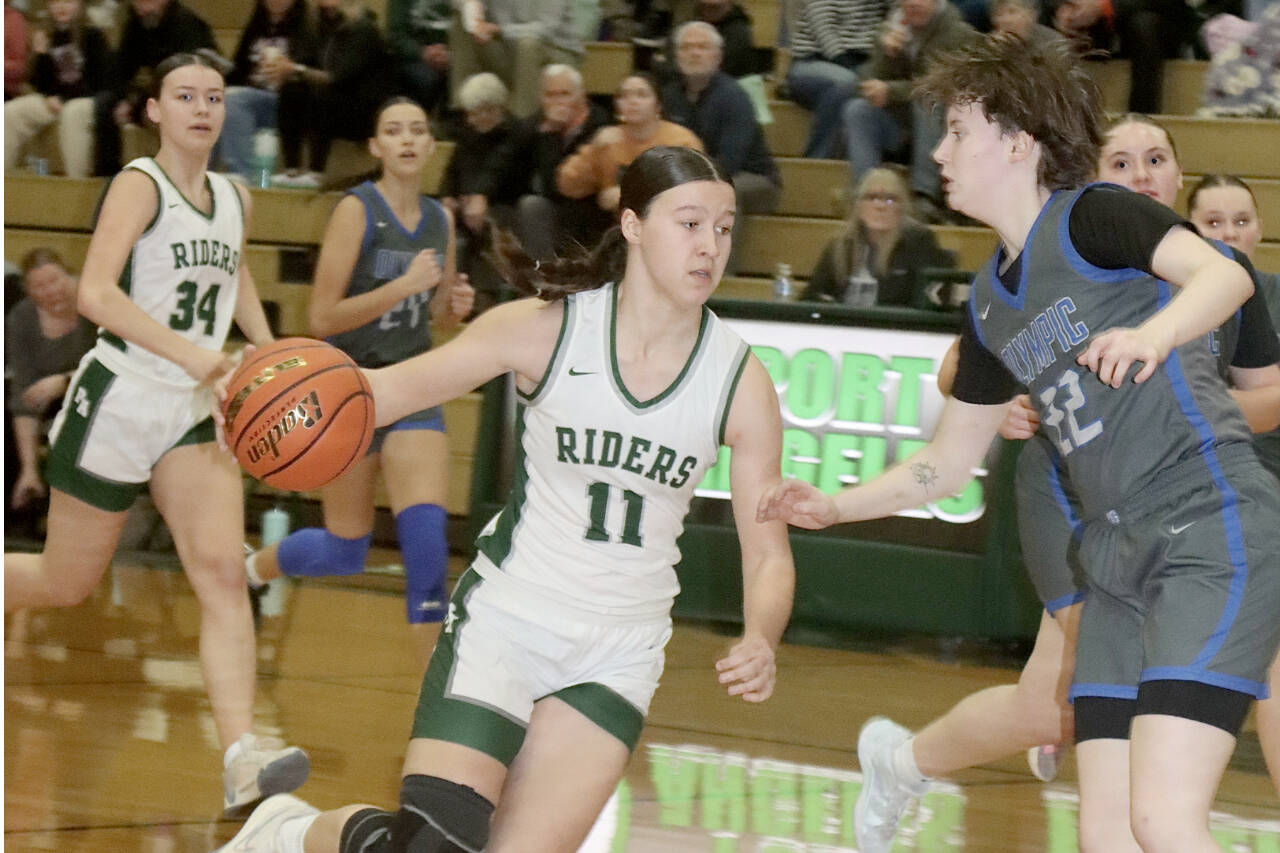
[338,776,492,853]
[276,527,371,578]
[395,774,493,852]
[395,504,448,624]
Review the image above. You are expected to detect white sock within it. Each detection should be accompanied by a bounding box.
[278,813,319,853]
[245,551,266,587]
[892,737,930,790]
[224,736,246,769]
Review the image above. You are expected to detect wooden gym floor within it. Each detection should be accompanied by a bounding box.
[5,547,1278,852]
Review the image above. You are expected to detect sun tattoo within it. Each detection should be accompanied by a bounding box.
[910,461,939,492]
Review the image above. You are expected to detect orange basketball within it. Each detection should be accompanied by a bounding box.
[222,337,375,491]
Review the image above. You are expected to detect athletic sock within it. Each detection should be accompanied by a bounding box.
[278,812,319,853]
[245,550,267,587]
[893,737,930,790]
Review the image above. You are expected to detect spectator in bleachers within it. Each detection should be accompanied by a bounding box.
[4,0,111,177]
[509,64,611,258]
[213,0,317,183]
[660,22,780,214]
[448,0,584,118]
[556,72,703,231]
[989,0,1063,44]
[442,72,521,313]
[1199,1,1279,117]
[688,0,768,77]
[784,0,890,158]
[91,0,219,176]
[388,0,453,116]
[273,0,396,188]
[4,248,95,531]
[799,166,954,306]
[838,0,974,222]
[5,1,29,101]
[1047,0,1195,113]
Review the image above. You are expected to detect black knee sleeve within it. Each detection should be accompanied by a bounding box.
[339,776,493,853]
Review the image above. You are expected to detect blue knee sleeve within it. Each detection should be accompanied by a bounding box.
[396,503,448,624]
[276,527,371,578]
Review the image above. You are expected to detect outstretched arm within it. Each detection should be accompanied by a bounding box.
[364,296,561,426]
[720,356,794,703]
[758,395,1010,528]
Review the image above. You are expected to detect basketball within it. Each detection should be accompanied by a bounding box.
[222,338,375,491]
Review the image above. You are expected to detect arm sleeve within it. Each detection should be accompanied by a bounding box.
[1066,185,1188,272]
[950,309,1022,404]
[5,307,40,417]
[707,84,757,175]
[1230,250,1280,368]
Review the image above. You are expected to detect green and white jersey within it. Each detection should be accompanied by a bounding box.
[92,157,243,387]
[473,282,751,619]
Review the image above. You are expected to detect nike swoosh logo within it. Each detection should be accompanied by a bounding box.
[168,203,181,208]
[376,221,387,227]
[979,302,992,320]
[1169,521,1195,535]
[567,367,595,376]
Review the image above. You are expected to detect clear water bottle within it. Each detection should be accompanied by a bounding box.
[773,262,794,302]
[252,129,279,189]
[846,268,878,308]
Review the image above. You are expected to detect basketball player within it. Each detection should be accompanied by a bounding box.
[758,35,1280,853]
[218,145,796,852]
[2,53,310,815]
[836,112,1280,853]
[242,97,474,667]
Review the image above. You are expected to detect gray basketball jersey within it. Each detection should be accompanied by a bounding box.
[472,283,751,618]
[93,158,243,386]
[969,187,1252,518]
[325,182,449,368]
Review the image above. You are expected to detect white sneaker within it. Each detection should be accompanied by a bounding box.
[224,734,310,816]
[1027,743,1062,782]
[854,717,928,853]
[219,793,319,852]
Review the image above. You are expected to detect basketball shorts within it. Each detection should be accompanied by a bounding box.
[46,355,215,512]
[1070,445,1280,703]
[1015,435,1087,614]
[368,405,444,456]
[411,568,672,765]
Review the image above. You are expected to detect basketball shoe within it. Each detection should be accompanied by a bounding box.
[219,793,319,852]
[224,734,311,817]
[1027,743,1062,782]
[854,717,929,853]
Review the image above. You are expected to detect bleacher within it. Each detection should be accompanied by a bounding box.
[6,0,1280,508]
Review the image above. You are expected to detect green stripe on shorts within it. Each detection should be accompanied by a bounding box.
[412,570,527,765]
[551,682,645,753]
[45,360,146,512]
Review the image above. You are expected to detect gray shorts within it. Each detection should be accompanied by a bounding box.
[1070,445,1280,702]
[1015,435,1087,614]
[411,569,671,765]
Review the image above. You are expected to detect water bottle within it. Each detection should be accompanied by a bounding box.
[846,269,878,308]
[252,129,279,189]
[258,505,290,617]
[773,262,794,302]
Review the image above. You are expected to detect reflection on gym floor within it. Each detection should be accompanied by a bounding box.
[6,555,1278,852]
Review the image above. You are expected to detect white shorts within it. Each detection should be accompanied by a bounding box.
[411,568,672,764]
[47,352,215,511]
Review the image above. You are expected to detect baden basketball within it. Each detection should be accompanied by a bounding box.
[222,338,375,491]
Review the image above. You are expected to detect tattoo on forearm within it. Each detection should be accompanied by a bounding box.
[910,461,938,493]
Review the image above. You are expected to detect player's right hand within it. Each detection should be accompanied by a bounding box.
[184,346,237,386]
[999,394,1039,440]
[755,479,840,529]
[404,249,442,294]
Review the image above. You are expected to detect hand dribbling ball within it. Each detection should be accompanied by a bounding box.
[222,338,375,491]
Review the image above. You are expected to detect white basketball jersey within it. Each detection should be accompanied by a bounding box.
[473,283,751,619]
[92,158,243,386]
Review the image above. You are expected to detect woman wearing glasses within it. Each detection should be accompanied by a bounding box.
[799,167,954,307]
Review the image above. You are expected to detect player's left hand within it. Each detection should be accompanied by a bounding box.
[1077,327,1165,388]
[450,273,475,319]
[716,634,777,702]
